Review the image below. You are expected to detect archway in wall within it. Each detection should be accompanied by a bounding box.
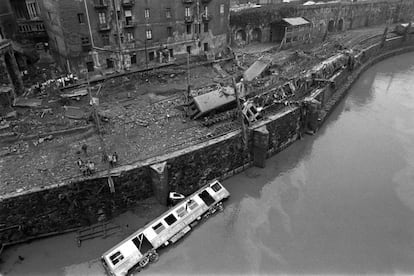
[251,28,262,43]
[235,29,247,44]
[328,20,335,32]
[337,18,344,31]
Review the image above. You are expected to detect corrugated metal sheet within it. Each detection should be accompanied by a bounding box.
[282,17,310,26]
[243,57,272,82]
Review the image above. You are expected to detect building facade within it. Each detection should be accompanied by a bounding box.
[39,0,230,74]
[0,0,25,97]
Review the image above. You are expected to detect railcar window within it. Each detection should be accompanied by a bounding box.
[152,222,166,234]
[177,206,188,218]
[109,251,124,266]
[164,213,177,226]
[211,182,222,192]
[188,199,199,210]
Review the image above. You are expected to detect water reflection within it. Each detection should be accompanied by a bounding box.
[4,53,414,275]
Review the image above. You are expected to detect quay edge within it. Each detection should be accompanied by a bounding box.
[1,33,414,247]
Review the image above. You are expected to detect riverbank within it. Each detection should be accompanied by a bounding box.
[1,32,414,249]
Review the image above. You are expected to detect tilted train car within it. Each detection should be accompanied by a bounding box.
[393,22,414,36]
[101,180,230,276]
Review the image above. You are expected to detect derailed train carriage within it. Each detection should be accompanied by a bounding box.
[101,180,230,276]
[188,50,352,124]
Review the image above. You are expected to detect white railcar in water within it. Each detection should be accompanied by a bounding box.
[101,180,230,276]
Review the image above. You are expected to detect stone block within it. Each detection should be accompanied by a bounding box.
[150,161,169,206]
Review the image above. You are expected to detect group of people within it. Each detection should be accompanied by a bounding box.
[103,152,119,167]
[76,158,96,176]
[76,143,119,177]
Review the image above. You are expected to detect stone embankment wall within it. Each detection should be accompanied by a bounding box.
[230,0,414,46]
[1,34,414,246]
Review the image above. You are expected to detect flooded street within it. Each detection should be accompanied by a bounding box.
[3,52,414,275]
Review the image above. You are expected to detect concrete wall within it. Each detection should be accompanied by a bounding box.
[1,30,414,246]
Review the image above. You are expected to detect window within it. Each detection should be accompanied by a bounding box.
[185,7,191,17]
[186,45,191,54]
[203,22,208,33]
[126,32,134,42]
[47,11,52,20]
[98,12,106,24]
[186,24,191,35]
[109,251,124,266]
[146,29,152,40]
[220,4,225,15]
[77,13,85,24]
[211,182,222,192]
[176,206,188,218]
[27,0,39,19]
[149,51,155,61]
[145,8,150,18]
[167,26,173,37]
[164,214,177,226]
[165,8,171,18]
[169,49,174,58]
[81,36,90,45]
[125,10,133,25]
[152,222,165,234]
[204,6,208,16]
[204,42,209,52]
[101,33,109,45]
[187,199,199,210]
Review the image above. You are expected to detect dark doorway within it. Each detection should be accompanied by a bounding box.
[251,28,262,42]
[337,18,344,31]
[328,20,335,32]
[106,58,114,68]
[198,190,215,206]
[86,61,94,72]
[235,29,246,43]
[130,54,136,64]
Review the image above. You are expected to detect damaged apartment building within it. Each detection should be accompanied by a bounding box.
[39,0,230,74]
[0,0,46,106]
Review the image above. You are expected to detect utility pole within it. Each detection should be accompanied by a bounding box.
[232,77,248,151]
[112,0,124,70]
[84,0,99,67]
[186,52,190,105]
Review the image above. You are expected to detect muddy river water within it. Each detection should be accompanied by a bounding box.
[3,52,414,275]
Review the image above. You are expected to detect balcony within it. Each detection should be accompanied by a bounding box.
[121,0,135,7]
[201,0,212,3]
[202,14,212,21]
[182,0,194,4]
[94,0,108,9]
[184,15,194,23]
[17,20,48,39]
[122,20,137,28]
[97,23,111,32]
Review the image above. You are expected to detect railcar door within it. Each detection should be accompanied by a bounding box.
[198,190,215,206]
[132,233,153,254]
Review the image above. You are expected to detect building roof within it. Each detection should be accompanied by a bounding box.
[243,56,272,82]
[282,17,311,26]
